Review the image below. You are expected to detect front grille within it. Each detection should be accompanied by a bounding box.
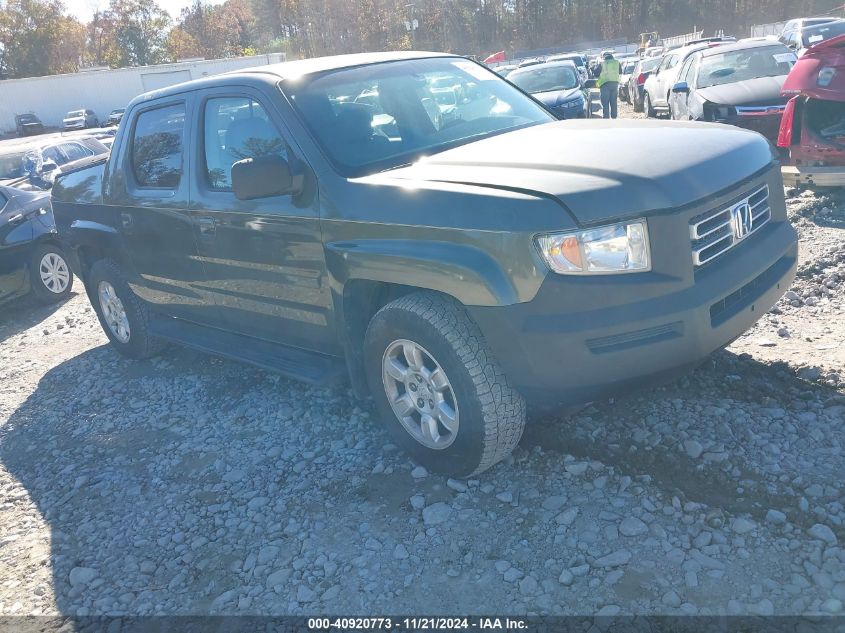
[689,184,770,267]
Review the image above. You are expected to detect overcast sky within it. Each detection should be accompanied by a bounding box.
[63,0,223,22]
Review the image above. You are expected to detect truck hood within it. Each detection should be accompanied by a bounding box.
[379,119,774,223]
[696,76,788,107]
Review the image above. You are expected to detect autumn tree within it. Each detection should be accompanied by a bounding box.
[99,0,171,67]
[0,0,86,78]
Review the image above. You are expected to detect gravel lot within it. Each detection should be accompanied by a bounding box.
[0,100,843,618]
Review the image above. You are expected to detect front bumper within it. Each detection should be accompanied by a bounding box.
[782,164,845,187]
[63,121,85,129]
[724,114,783,142]
[468,170,797,408]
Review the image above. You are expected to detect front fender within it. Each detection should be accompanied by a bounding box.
[326,238,533,307]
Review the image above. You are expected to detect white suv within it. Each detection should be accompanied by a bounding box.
[643,44,711,117]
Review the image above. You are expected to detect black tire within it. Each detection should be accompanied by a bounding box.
[87,259,165,359]
[365,292,527,477]
[29,244,74,304]
[644,92,656,118]
[633,92,643,113]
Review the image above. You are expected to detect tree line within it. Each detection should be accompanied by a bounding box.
[0,0,842,80]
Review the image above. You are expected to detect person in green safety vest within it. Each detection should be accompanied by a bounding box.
[597,51,621,119]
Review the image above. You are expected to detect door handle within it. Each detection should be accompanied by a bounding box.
[197,216,216,236]
[120,212,133,230]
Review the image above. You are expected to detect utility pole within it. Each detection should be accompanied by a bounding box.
[404,3,418,49]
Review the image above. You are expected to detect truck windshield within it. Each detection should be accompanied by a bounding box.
[283,57,554,177]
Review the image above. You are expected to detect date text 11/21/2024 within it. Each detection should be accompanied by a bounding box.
[307,617,529,630]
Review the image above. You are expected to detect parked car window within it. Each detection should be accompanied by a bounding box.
[697,46,796,88]
[659,54,678,72]
[131,103,186,189]
[802,21,845,47]
[285,57,553,177]
[41,146,65,165]
[679,53,700,84]
[509,65,579,93]
[0,152,27,179]
[0,190,6,208]
[68,110,84,118]
[203,97,288,190]
[59,142,94,162]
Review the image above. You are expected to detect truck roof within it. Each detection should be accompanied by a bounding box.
[134,51,455,103]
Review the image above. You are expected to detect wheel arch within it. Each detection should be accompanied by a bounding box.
[338,280,470,399]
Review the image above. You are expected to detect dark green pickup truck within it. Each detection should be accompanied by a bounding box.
[52,52,797,476]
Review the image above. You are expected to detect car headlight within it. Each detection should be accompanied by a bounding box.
[560,95,585,108]
[536,220,651,274]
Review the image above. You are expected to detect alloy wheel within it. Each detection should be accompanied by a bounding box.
[382,339,459,450]
[39,252,70,294]
[98,281,131,343]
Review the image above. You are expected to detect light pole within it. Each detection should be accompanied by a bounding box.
[404,3,418,49]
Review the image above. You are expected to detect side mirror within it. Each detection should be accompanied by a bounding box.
[672,81,690,93]
[584,78,597,89]
[232,155,295,200]
[41,160,58,173]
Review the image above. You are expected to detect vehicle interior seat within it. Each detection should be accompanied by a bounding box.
[333,103,390,164]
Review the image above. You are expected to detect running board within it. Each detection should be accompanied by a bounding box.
[150,317,347,386]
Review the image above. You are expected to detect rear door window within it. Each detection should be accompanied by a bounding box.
[131,103,186,189]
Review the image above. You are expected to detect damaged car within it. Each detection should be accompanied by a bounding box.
[667,40,797,140]
[779,33,845,187]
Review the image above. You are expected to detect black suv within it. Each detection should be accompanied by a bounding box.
[15,113,44,137]
[52,52,797,476]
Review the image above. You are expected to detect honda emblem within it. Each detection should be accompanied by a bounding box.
[731,202,752,239]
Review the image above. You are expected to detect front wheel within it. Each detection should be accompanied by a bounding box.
[88,259,165,359]
[365,292,526,477]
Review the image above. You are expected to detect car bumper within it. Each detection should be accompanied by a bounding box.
[468,219,797,409]
[727,114,783,142]
[64,122,85,129]
[782,164,845,187]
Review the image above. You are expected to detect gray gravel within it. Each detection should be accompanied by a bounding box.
[0,105,843,616]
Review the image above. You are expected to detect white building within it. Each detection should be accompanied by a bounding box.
[0,53,287,134]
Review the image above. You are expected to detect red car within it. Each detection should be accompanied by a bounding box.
[778,33,845,186]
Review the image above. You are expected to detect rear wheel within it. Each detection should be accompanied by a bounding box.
[88,259,165,359]
[633,92,643,113]
[30,245,73,304]
[644,92,656,118]
[365,292,526,477]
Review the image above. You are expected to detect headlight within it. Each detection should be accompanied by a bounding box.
[704,103,733,121]
[536,220,651,274]
[560,95,585,108]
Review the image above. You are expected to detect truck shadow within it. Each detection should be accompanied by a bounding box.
[525,348,844,531]
[0,342,842,615]
[0,288,80,344]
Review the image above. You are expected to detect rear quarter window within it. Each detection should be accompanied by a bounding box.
[130,103,186,189]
